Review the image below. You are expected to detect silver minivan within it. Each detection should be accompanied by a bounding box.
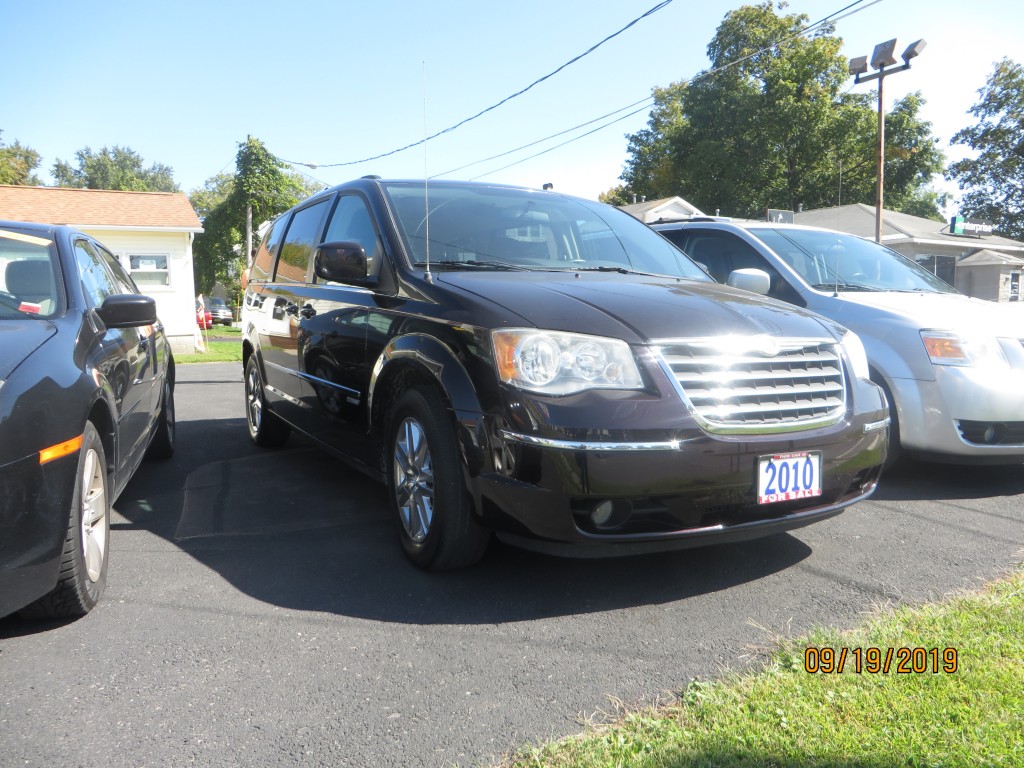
[654,220,1024,465]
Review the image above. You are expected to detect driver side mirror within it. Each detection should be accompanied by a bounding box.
[97,293,158,328]
[314,241,377,286]
[726,268,771,295]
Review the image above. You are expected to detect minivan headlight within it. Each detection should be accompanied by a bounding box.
[492,329,644,395]
[920,331,1009,369]
[841,331,871,380]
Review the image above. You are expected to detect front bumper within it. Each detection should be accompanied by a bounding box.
[891,364,1024,463]
[468,414,887,556]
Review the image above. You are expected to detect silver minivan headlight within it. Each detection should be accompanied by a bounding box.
[920,330,1009,369]
[841,330,871,380]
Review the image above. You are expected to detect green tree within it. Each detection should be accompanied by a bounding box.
[190,173,239,298]
[52,145,179,192]
[190,137,319,298]
[0,131,43,185]
[620,2,945,219]
[947,58,1024,241]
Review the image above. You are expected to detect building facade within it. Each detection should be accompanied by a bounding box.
[0,185,204,352]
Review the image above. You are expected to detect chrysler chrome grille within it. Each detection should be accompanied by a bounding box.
[656,336,847,434]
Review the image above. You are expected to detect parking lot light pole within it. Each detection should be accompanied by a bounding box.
[849,38,926,243]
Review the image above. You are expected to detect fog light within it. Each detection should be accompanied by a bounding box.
[590,499,633,530]
[983,424,998,444]
[592,500,615,526]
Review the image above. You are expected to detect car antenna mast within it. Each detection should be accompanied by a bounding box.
[422,61,433,283]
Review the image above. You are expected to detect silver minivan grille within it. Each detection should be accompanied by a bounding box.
[657,337,847,433]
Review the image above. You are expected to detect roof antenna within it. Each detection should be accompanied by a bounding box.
[422,61,432,283]
[833,240,841,297]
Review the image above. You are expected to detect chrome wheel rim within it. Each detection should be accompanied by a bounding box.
[393,416,433,543]
[79,446,107,582]
[246,366,263,433]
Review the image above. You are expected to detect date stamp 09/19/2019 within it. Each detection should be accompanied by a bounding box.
[803,646,959,674]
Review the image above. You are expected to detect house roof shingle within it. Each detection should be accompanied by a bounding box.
[0,185,203,231]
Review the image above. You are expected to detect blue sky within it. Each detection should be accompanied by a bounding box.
[1,0,1020,207]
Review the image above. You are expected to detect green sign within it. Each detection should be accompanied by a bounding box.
[950,215,994,237]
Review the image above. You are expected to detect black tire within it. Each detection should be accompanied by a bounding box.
[21,421,110,619]
[145,377,176,460]
[245,356,290,448]
[874,375,902,470]
[387,386,489,571]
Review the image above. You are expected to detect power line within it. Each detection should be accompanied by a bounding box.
[433,96,654,179]
[458,0,876,181]
[467,103,654,181]
[278,0,675,170]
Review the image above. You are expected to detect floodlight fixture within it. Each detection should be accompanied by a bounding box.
[870,39,898,70]
[902,39,927,63]
[849,36,926,243]
[849,55,869,76]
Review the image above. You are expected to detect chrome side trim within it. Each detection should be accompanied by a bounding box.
[863,417,891,434]
[500,429,690,451]
[296,370,361,398]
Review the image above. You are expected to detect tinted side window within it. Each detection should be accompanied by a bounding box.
[275,199,331,284]
[684,230,804,306]
[250,216,287,283]
[96,242,140,294]
[321,194,382,282]
[74,239,120,308]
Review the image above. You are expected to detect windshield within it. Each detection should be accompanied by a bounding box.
[382,182,712,281]
[0,228,62,319]
[754,227,958,294]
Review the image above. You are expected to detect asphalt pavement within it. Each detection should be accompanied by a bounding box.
[2,361,1022,767]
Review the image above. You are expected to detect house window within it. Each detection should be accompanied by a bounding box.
[128,253,170,286]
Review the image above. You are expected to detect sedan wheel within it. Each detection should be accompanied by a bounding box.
[21,421,109,618]
[145,377,176,459]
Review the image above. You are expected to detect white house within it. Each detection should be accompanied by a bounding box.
[0,185,204,352]
[618,196,705,223]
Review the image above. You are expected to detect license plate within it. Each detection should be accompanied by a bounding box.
[757,451,823,504]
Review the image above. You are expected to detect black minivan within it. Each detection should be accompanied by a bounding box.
[241,178,889,570]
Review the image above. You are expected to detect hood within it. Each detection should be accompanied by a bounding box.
[436,271,839,343]
[827,291,1024,338]
[0,320,57,381]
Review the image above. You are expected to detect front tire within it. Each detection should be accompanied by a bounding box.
[873,375,902,470]
[21,421,110,619]
[388,387,489,571]
[245,356,290,447]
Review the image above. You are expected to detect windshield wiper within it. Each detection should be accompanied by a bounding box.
[810,282,882,292]
[570,265,636,274]
[411,259,533,271]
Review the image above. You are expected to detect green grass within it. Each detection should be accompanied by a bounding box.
[500,567,1024,768]
[176,325,243,364]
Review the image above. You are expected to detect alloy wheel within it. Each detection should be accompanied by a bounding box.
[79,446,108,582]
[393,416,434,543]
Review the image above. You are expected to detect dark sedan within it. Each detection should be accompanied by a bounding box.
[241,179,889,571]
[0,220,176,619]
[207,296,234,326]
